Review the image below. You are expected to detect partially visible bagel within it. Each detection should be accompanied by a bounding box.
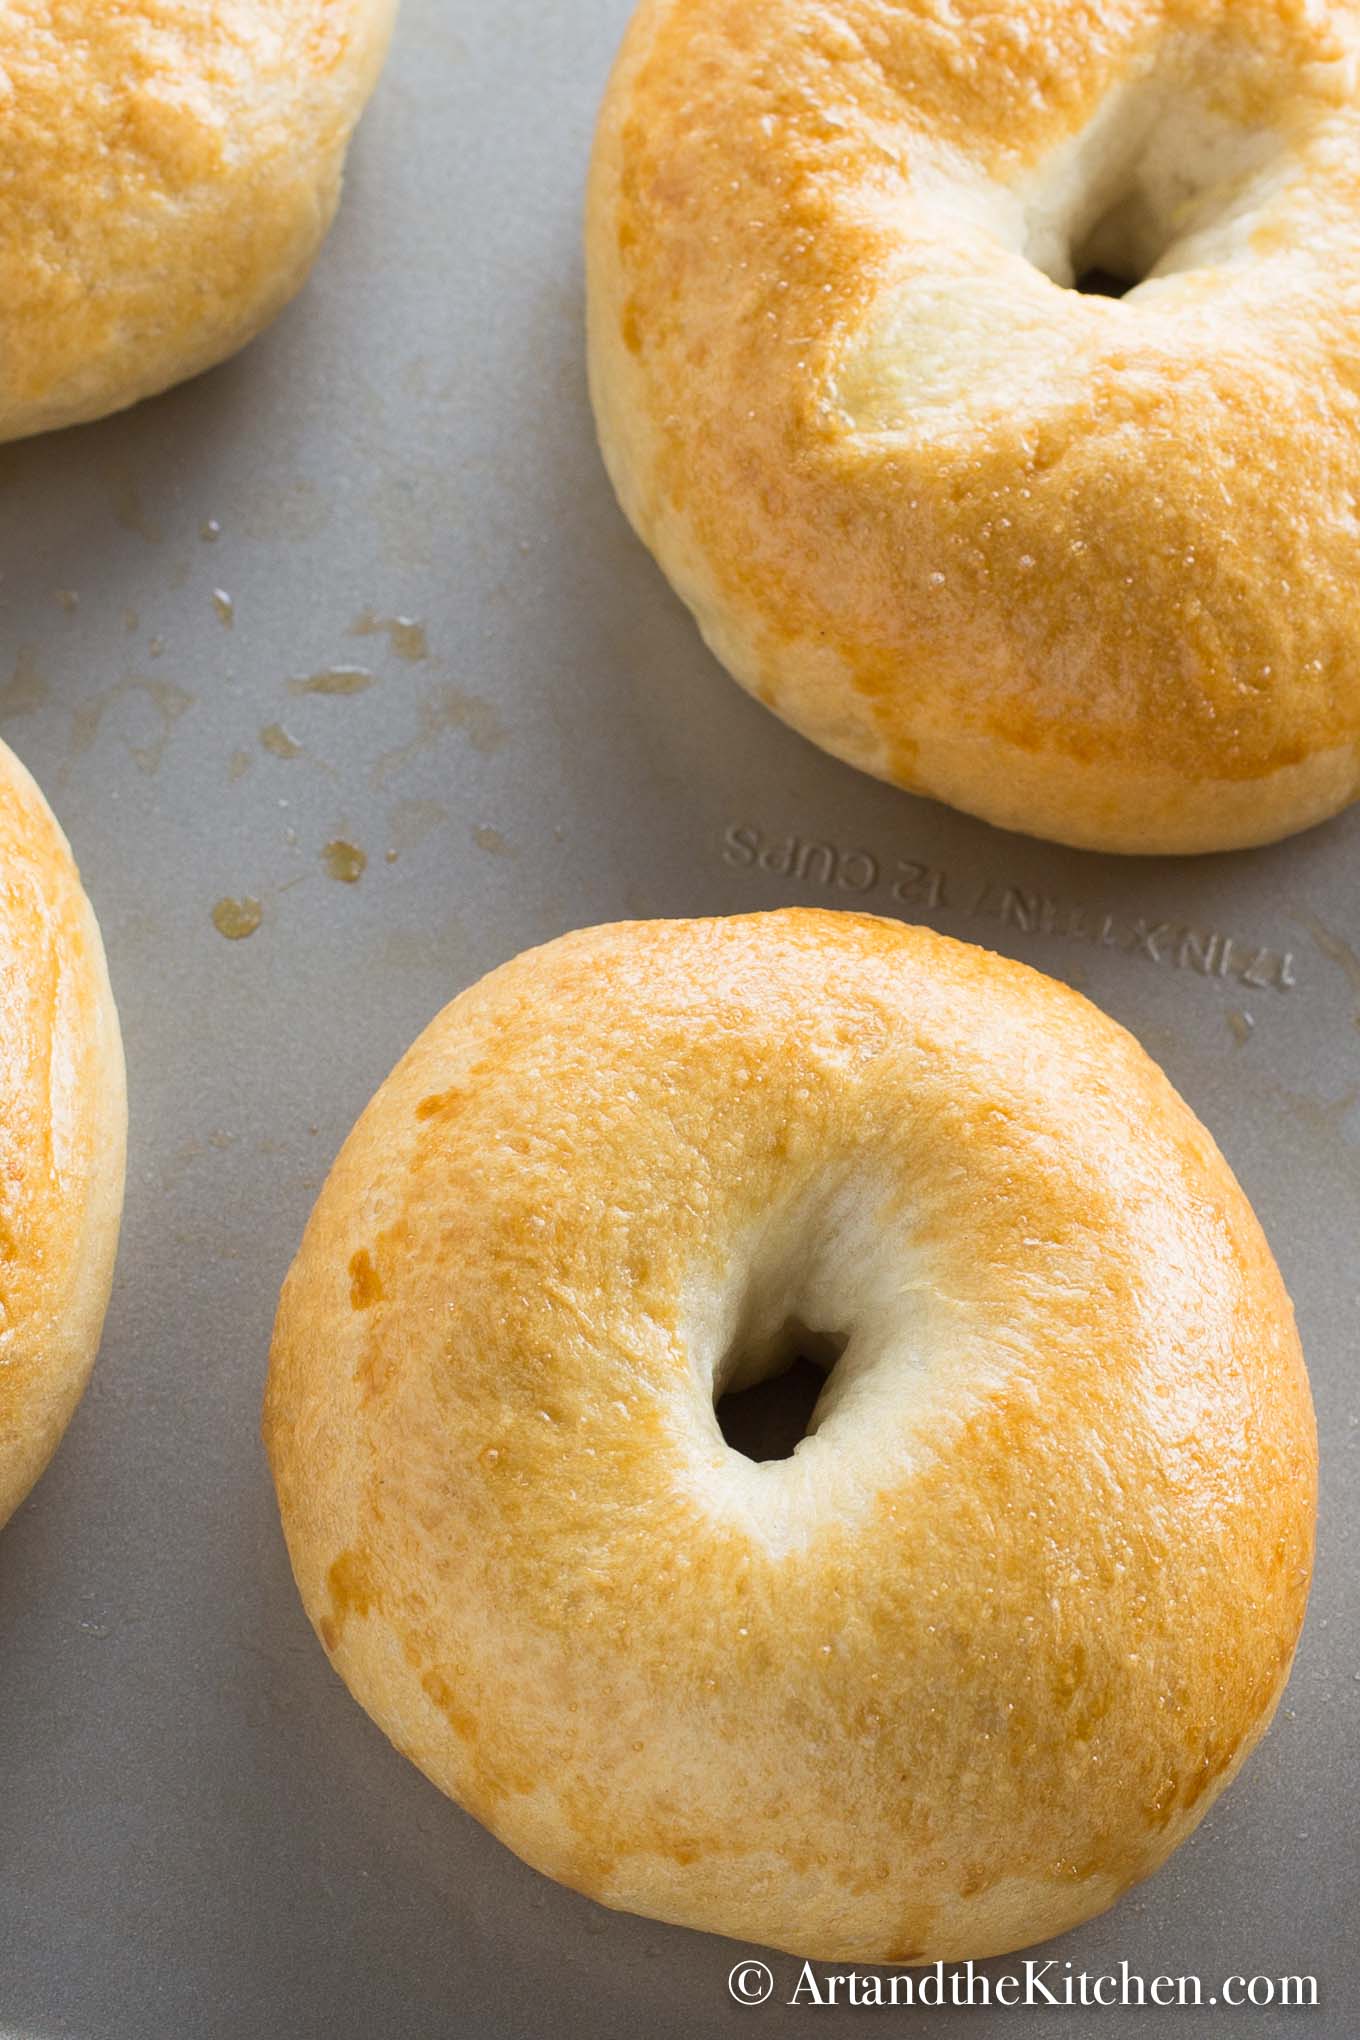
[0,0,398,441]
[0,741,126,1529]
[266,911,1316,1962]
[589,0,1360,853]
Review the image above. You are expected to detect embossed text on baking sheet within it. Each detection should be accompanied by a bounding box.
[722,824,1299,994]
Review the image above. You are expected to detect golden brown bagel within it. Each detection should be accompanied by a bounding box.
[0,0,398,442]
[265,911,1315,1963]
[588,0,1360,854]
[0,741,126,1530]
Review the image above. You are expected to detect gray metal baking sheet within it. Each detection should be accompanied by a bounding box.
[0,3,1355,2035]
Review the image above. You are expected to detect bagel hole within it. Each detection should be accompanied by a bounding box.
[715,1320,847,1464]
[1065,189,1165,298]
[1073,264,1136,299]
[1021,83,1285,304]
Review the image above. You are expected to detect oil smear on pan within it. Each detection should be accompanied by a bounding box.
[370,684,508,788]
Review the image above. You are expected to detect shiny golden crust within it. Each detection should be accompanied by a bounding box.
[0,0,398,441]
[266,911,1315,1963]
[588,0,1360,853]
[0,741,126,1528]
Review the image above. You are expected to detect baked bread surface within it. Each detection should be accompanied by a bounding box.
[588,0,1360,852]
[266,911,1315,1961]
[0,0,398,440]
[0,740,126,1528]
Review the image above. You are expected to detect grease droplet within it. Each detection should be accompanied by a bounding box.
[472,824,516,858]
[322,839,367,884]
[200,519,222,543]
[289,666,374,697]
[260,723,302,760]
[350,609,429,662]
[212,590,235,629]
[212,897,263,941]
[1227,1011,1255,1047]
